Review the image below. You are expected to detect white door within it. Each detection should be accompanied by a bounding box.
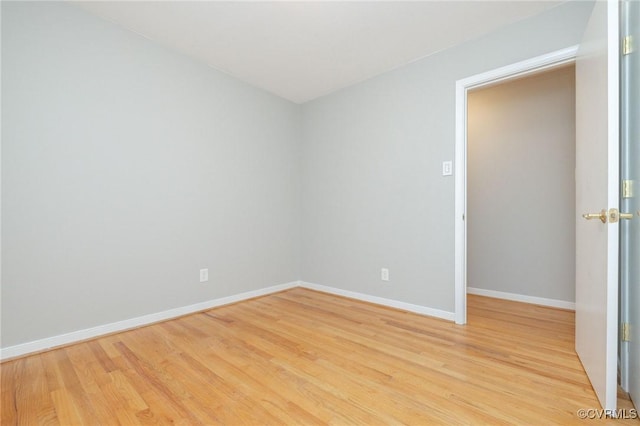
[575,0,619,412]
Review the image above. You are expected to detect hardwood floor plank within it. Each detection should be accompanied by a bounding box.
[49,387,84,426]
[1,360,19,426]
[2,288,637,425]
[87,340,118,373]
[15,357,58,426]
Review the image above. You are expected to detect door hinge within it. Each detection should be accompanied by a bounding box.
[622,323,630,342]
[623,180,634,198]
[623,35,633,55]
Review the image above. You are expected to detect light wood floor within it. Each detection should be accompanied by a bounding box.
[1,288,638,425]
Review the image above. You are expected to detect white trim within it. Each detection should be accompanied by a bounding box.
[300,281,455,321]
[467,287,575,310]
[454,76,468,325]
[0,281,299,361]
[454,45,579,325]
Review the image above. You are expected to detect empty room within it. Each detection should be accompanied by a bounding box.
[2,0,639,424]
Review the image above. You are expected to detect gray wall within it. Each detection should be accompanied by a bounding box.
[2,0,594,349]
[1,2,301,347]
[300,1,592,312]
[467,66,576,302]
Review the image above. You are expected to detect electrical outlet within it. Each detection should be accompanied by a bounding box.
[199,268,209,283]
[381,268,389,282]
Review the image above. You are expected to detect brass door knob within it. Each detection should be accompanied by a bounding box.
[582,209,607,223]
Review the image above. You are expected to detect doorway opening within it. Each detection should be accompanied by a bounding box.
[454,46,578,325]
[465,64,576,318]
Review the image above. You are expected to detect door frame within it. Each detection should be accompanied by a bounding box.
[619,0,635,395]
[454,46,579,325]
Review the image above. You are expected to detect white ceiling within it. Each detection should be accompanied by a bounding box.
[74,1,564,104]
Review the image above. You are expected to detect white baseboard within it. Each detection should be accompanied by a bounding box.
[0,281,299,361]
[467,287,575,310]
[1,280,458,360]
[300,281,455,321]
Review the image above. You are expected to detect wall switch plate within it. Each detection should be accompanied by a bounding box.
[381,268,389,282]
[442,161,453,176]
[199,268,209,283]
